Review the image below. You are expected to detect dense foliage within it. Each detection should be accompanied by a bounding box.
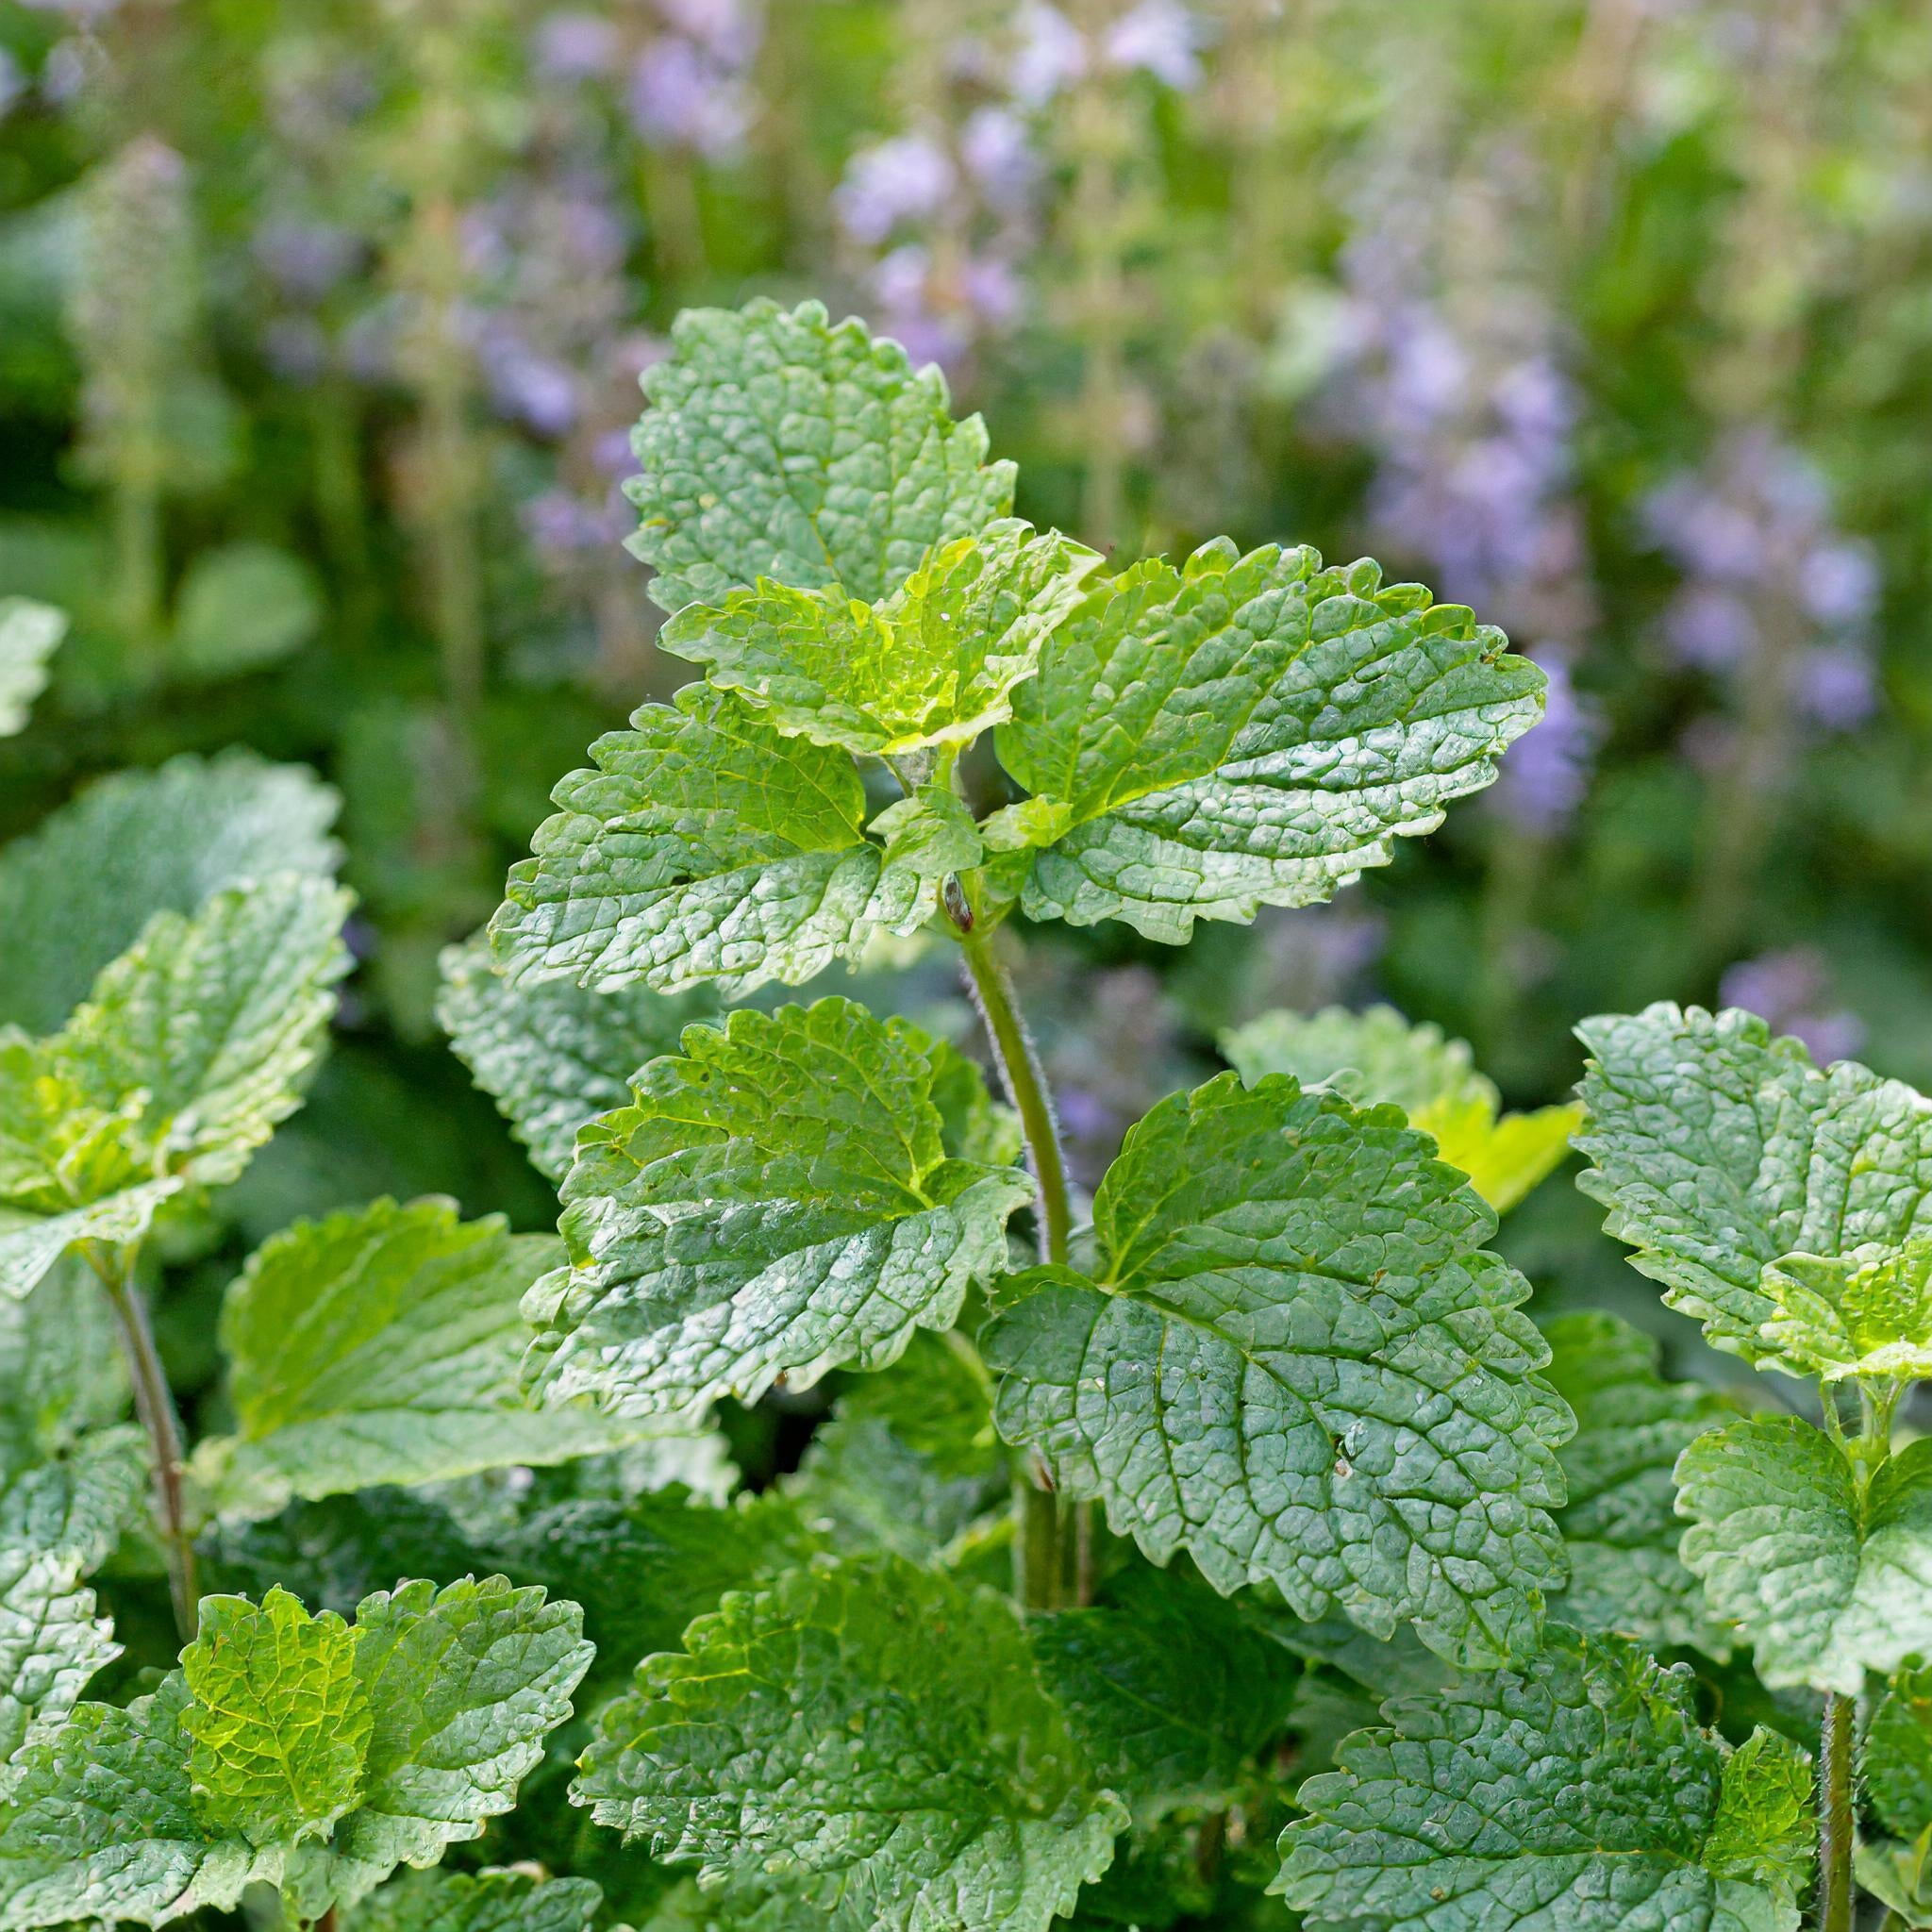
[5,5,1932,1930]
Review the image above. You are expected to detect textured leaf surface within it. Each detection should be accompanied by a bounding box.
[0,748,340,1034]
[1275,1624,1807,1932]
[437,933,720,1181]
[180,1587,370,1846]
[323,1574,592,1904]
[0,874,352,1295]
[1223,1004,1578,1212]
[786,1328,1008,1561]
[1703,1729,1817,1905]
[1028,1564,1301,1818]
[1758,1239,1932,1382]
[994,542,1544,942]
[576,1557,1125,1932]
[1538,1310,1736,1652]
[527,999,1031,1417]
[0,1545,117,1759]
[1676,1417,1932,1693]
[0,599,62,737]
[660,519,1099,755]
[625,298,1014,613]
[196,1196,669,1516]
[348,1867,602,1932]
[1577,1003,1932,1367]
[490,687,914,998]
[981,1072,1570,1668]
[1867,1667,1932,1840]
[0,1256,128,1469]
[0,1426,147,1575]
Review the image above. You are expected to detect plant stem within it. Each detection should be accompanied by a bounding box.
[954,919,1073,1271]
[86,1242,197,1641]
[1816,1690,1855,1932]
[946,889,1092,1610]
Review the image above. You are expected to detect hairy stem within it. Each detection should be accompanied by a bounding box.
[948,889,1091,1609]
[87,1243,197,1641]
[955,919,1073,1269]
[1816,1690,1855,1932]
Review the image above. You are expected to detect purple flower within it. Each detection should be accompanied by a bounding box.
[532,9,620,79]
[960,107,1036,217]
[1663,585,1755,673]
[1796,644,1878,731]
[834,134,956,246]
[657,0,758,64]
[1491,645,1604,832]
[627,39,750,158]
[253,218,362,304]
[1719,948,1864,1064]
[1010,3,1086,106]
[38,37,89,104]
[1800,539,1879,626]
[521,487,626,560]
[262,315,330,384]
[480,329,581,438]
[1105,0,1204,89]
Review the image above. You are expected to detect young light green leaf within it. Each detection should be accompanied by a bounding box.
[1275,1625,1810,1932]
[993,542,1545,943]
[346,1867,602,1932]
[660,519,1100,756]
[1223,1003,1579,1211]
[575,1557,1125,1932]
[193,1196,685,1518]
[1538,1310,1737,1652]
[1703,1728,1817,1902]
[625,298,1015,613]
[0,1673,279,1925]
[980,1072,1571,1669]
[868,785,984,890]
[1027,1564,1302,1820]
[437,933,721,1182]
[1759,1240,1932,1383]
[0,748,341,1034]
[785,1328,1008,1561]
[1576,1003,1932,1369]
[0,873,353,1296]
[525,999,1033,1418]
[0,1546,118,1759]
[322,1574,593,1905]
[180,1587,371,1847]
[1676,1417,1932,1694]
[0,599,63,737]
[490,686,917,999]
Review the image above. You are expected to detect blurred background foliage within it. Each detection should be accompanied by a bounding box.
[5,0,1931,1425]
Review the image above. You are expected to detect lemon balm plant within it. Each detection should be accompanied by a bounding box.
[0,296,1924,1932]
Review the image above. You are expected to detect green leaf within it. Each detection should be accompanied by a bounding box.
[1027,1564,1302,1819]
[1703,1728,1817,1902]
[993,542,1545,943]
[0,748,341,1035]
[179,1587,371,1847]
[1222,1003,1578,1212]
[170,542,322,681]
[346,1867,602,1932]
[1274,1624,1809,1932]
[525,998,1033,1418]
[868,785,985,890]
[1759,1240,1932,1383]
[0,598,63,737]
[0,1425,148,1575]
[1856,1835,1932,1929]
[1538,1310,1738,1653]
[0,1545,118,1759]
[980,1072,1570,1668]
[0,1673,279,1924]
[0,873,353,1295]
[490,686,917,998]
[1576,1003,1932,1369]
[575,1557,1125,1932]
[0,1256,130,1470]
[436,932,720,1182]
[322,1574,592,1905]
[1676,1417,1932,1694]
[785,1328,1008,1561]
[626,298,1015,614]
[660,519,1100,755]
[1867,1667,1932,1840]
[193,1196,686,1518]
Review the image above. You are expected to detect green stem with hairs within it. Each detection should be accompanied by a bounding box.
[945,880,1089,1610]
[1816,1690,1855,1932]
[85,1241,197,1641]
